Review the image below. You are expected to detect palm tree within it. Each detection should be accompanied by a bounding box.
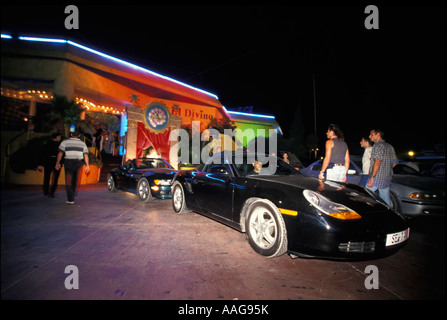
[47,95,83,136]
[130,93,140,106]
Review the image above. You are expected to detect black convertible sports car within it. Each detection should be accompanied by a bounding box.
[107,158,177,201]
[171,152,409,259]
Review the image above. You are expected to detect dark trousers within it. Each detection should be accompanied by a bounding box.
[43,162,61,196]
[64,159,83,202]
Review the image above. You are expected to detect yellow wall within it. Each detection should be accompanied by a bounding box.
[3,165,101,185]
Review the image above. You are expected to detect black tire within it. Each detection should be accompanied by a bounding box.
[390,191,402,214]
[245,198,288,258]
[137,178,153,202]
[171,181,190,214]
[107,174,117,192]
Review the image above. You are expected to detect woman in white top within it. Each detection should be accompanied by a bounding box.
[360,136,373,174]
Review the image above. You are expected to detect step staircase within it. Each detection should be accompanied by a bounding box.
[99,153,123,182]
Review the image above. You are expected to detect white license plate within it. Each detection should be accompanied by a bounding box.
[386,228,410,246]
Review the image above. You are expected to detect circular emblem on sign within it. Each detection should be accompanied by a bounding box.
[143,102,171,133]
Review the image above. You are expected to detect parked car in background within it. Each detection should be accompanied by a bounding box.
[171,152,409,260]
[301,156,445,217]
[401,155,445,180]
[430,162,445,180]
[107,158,177,201]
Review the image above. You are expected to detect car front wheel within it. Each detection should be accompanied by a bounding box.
[107,174,117,192]
[245,199,288,258]
[137,178,153,202]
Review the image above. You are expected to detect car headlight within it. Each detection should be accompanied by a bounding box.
[154,179,171,186]
[409,192,440,200]
[303,190,361,220]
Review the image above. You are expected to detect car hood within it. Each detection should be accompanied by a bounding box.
[251,174,394,215]
[392,174,445,192]
[251,174,320,189]
[251,174,364,198]
[139,168,178,175]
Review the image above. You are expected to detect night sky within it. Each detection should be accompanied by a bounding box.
[2,4,445,155]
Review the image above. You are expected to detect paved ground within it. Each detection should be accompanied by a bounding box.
[1,182,445,303]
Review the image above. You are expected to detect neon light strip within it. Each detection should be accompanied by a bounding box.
[223,106,275,119]
[18,36,66,43]
[227,111,275,119]
[15,36,219,100]
[1,34,13,39]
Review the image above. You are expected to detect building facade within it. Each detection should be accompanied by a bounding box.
[1,33,282,173]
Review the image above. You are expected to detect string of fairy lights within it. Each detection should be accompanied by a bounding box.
[1,88,53,101]
[1,87,124,115]
[74,97,124,115]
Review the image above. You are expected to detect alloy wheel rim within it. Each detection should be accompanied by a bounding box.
[173,187,182,210]
[107,176,113,190]
[248,207,277,249]
[139,180,149,199]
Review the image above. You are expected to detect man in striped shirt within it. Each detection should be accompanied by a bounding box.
[55,131,90,204]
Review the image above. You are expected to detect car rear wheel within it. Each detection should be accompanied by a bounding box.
[107,174,117,192]
[172,181,190,214]
[137,178,153,202]
[245,199,288,258]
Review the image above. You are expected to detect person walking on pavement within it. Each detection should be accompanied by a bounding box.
[318,124,350,182]
[37,132,62,198]
[366,129,397,207]
[55,131,90,205]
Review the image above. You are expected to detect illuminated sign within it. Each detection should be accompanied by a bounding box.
[171,105,215,124]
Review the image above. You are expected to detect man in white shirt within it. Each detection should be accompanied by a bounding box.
[56,131,90,204]
[360,136,373,174]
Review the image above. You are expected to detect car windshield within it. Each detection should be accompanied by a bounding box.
[393,164,421,175]
[231,154,299,177]
[135,158,171,169]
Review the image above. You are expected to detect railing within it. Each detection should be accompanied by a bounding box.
[83,135,101,159]
[2,132,101,177]
[2,131,27,177]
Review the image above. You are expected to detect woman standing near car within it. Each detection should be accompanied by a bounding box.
[318,124,350,182]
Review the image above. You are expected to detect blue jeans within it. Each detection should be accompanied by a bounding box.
[366,185,392,207]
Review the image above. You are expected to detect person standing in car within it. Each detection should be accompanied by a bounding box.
[318,124,350,182]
